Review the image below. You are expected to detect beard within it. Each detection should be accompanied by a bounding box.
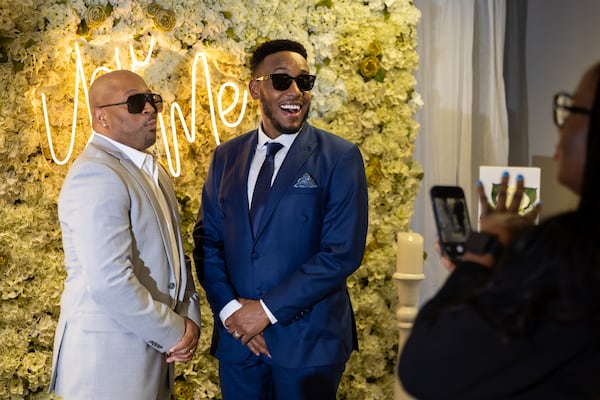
[142,129,157,150]
[144,136,157,149]
[262,101,310,135]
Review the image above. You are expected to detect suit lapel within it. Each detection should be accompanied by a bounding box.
[89,136,180,282]
[89,137,155,202]
[235,131,259,238]
[157,165,182,292]
[253,125,317,239]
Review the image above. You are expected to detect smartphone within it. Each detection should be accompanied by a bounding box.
[430,185,472,262]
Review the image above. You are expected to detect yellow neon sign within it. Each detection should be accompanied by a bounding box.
[40,37,249,176]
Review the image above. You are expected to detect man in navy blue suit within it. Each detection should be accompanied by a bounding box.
[193,39,368,400]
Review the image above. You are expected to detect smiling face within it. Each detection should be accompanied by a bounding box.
[249,51,312,139]
[90,70,158,151]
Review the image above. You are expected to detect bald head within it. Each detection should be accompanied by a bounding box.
[90,70,158,151]
[89,70,147,110]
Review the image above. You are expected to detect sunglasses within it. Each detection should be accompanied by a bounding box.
[254,73,316,92]
[553,92,591,128]
[98,93,163,114]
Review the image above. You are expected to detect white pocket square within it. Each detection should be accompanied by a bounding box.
[293,173,318,188]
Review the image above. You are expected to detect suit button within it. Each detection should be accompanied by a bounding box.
[168,283,175,289]
[149,340,163,349]
[251,252,259,260]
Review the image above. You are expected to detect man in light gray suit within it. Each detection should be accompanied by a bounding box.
[49,70,201,400]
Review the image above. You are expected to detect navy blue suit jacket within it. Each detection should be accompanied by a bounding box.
[193,123,368,368]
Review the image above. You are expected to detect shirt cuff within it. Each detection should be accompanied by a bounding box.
[219,299,242,326]
[260,299,278,324]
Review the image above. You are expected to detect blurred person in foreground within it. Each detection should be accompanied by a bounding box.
[193,39,368,399]
[49,70,201,400]
[399,61,600,399]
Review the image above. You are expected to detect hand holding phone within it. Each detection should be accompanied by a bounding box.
[430,186,472,262]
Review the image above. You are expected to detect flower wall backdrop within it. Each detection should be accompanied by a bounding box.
[0,0,422,398]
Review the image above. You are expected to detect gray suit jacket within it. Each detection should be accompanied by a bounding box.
[49,135,201,400]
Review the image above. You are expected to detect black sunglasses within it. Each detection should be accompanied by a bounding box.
[254,73,316,92]
[553,92,591,128]
[98,93,163,114]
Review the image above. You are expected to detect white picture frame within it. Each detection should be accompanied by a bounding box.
[478,166,541,223]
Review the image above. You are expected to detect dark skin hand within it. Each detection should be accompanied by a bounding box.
[225,298,272,358]
[246,333,270,358]
[440,173,542,270]
[476,172,541,246]
[166,317,200,363]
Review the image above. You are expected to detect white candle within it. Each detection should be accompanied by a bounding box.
[396,232,424,275]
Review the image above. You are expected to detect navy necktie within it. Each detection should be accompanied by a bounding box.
[250,142,283,237]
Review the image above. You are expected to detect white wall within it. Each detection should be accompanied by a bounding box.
[525,0,600,216]
[526,0,600,160]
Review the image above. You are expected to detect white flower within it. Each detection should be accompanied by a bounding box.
[1,0,421,397]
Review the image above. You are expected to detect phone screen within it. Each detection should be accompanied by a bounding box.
[430,186,472,262]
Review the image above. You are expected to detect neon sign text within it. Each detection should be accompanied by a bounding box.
[40,38,249,176]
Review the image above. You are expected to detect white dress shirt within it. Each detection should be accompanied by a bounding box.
[220,125,300,327]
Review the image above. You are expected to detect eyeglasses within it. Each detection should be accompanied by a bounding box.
[553,92,591,127]
[254,73,316,92]
[98,93,163,114]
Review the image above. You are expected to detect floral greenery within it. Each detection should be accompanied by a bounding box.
[0,0,422,399]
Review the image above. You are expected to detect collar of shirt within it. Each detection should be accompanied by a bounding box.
[93,131,150,170]
[247,124,300,206]
[256,123,299,149]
